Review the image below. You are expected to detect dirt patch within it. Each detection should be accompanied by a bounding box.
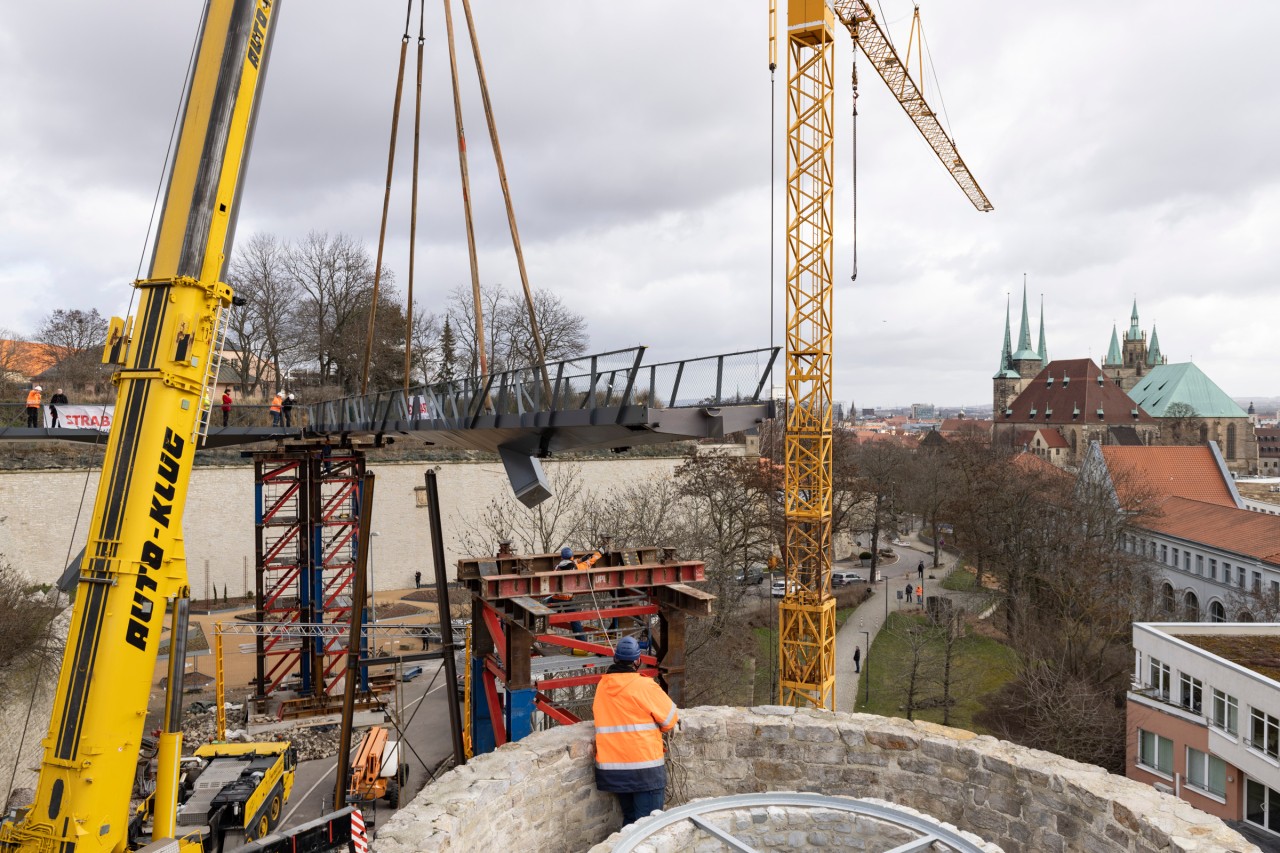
[375,602,425,620]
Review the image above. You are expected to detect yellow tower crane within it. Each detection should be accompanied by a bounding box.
[776,0,991,710]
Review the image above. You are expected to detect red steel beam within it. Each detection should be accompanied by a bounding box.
[534,696,580,726]
[545,603,657,624]
[473,562,704,600]
[536,667,660,692]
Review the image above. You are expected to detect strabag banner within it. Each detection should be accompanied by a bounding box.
[45,405,114,432]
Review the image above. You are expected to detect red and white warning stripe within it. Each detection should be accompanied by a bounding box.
[351,807,369,853]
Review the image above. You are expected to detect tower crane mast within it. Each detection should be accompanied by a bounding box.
[777,0,990,710]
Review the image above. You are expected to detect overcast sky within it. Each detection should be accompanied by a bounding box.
[3,2,1278,410]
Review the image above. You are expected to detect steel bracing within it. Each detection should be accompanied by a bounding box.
[253,447,365,703]
[779,2,838,711]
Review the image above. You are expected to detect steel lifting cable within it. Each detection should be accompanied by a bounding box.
[767,50,778,703]
[403,0,426,399]
[4,0,211,802]
[850,51,859,283]
[459,0,552,400]
[361,1,415,396]
[442,0,488,377]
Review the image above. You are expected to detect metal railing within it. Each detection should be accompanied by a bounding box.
[0,402,310,431]
[308,346,779,432]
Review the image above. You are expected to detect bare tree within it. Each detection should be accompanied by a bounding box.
[407,304,443,386]
[0,559,64,691]
[0,330,29,400]
[447,284,589,377]
[846,440,909,582]
[458,463,592,556]
[1162,402,1204,446]
[226,233,303,395]
[285,231,378,389]
[35,308,109,393]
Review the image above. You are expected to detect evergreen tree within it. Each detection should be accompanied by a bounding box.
[439,318,457,383]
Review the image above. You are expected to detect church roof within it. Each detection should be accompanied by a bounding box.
[1127,362,1247,418]
[1098,444,1239,508]
[1002,358,1153,424]
[1104,326,1122,367]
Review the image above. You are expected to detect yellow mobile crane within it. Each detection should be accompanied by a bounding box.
[0,2,288,851]
[776,0,991,709]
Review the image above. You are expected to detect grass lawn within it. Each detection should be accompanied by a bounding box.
[941,567,978,591]
[753,625,777,704]
[854,611,1016,734]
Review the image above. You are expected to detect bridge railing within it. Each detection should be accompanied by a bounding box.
[307,346,779,431]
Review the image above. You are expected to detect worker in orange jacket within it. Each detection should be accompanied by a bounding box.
[549,547,602,639]
[25,385,42,428]
[269,391,284,426]
[593,636,678,826]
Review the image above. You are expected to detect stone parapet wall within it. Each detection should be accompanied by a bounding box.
[374,706,1259,853]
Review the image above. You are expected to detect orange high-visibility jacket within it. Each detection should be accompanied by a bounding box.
[551,551,602,602]
[592,670,677,793]
[270,394,283,412]
[26,389,41,407]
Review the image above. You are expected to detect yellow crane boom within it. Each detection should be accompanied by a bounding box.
[777,0,990,711]
[832,0,993,212]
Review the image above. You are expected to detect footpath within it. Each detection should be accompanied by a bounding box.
[833,533,981,713]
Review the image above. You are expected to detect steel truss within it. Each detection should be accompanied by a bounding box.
[253,446,366,704]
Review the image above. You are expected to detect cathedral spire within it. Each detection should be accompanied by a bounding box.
[994,295,1015,378]
[1037,294,1048,364]
[1104,325,1122,367]
[1147,324,1163,365]
[1010,278,1039,362]
[1128,298,1141,341]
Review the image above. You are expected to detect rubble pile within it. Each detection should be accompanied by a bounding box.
[179,705,340,761]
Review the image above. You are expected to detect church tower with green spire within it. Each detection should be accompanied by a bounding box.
[992,281,1047,415]
[1122,299,1149,372]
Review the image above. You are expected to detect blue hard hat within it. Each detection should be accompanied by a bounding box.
[560,547,574,560]
[614,636,641,662]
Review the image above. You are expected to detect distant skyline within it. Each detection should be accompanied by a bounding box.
[3,2,1279,407]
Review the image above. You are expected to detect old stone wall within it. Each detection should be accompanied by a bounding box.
[374,706,1259,853]
[0,457,680,592]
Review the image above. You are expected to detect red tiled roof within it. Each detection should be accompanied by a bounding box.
[0,340,65,377]
[1011,428,1069,450]
[939,418,992,435]
[1139,496,1280,567]
[1100,445,1236,507]
[1003,358,1153,425]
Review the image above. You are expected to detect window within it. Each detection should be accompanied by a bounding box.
[1195,555,1203,575]
[1238,566,1246,588]
[1185,551,1192,571]
[1209,558,1217,580]
[1161,584,1176,617]
[1254,571,1263,593]
[1161,544,1168,563]
[1212,689,1238,735]
[1251,708,1280,759]
[1186,747,1227,797]
[1180,673,1203,712]
[1209,600,1226,623]
[1272,581,1279,606]
[1172,547,1179,567]
[1246,779,1280,833]
[1149,658,1171,699]
[1138,730,1174,775]
[1183,591,1200,621]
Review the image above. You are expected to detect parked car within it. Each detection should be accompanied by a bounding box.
[770,580,800,598]
[735,565,766,585]
[831,571,865,586]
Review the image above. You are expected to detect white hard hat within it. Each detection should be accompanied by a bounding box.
[34,386,41,392]
[288,393,295,400]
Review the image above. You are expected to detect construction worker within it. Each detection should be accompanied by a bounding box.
[592,635,678,826]
[549,546,600,639]
[221,389,233,427]
[48,388,67,428]
[25,385,42,428]
[282,392,295,427]
[269,390,284,426]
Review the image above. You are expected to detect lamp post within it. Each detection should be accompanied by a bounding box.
[859,622,870,708]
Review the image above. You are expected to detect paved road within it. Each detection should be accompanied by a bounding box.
[834,534,960,713]
[277,660,458,834]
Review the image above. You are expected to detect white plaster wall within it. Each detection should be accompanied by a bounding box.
[0,457,681,594]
